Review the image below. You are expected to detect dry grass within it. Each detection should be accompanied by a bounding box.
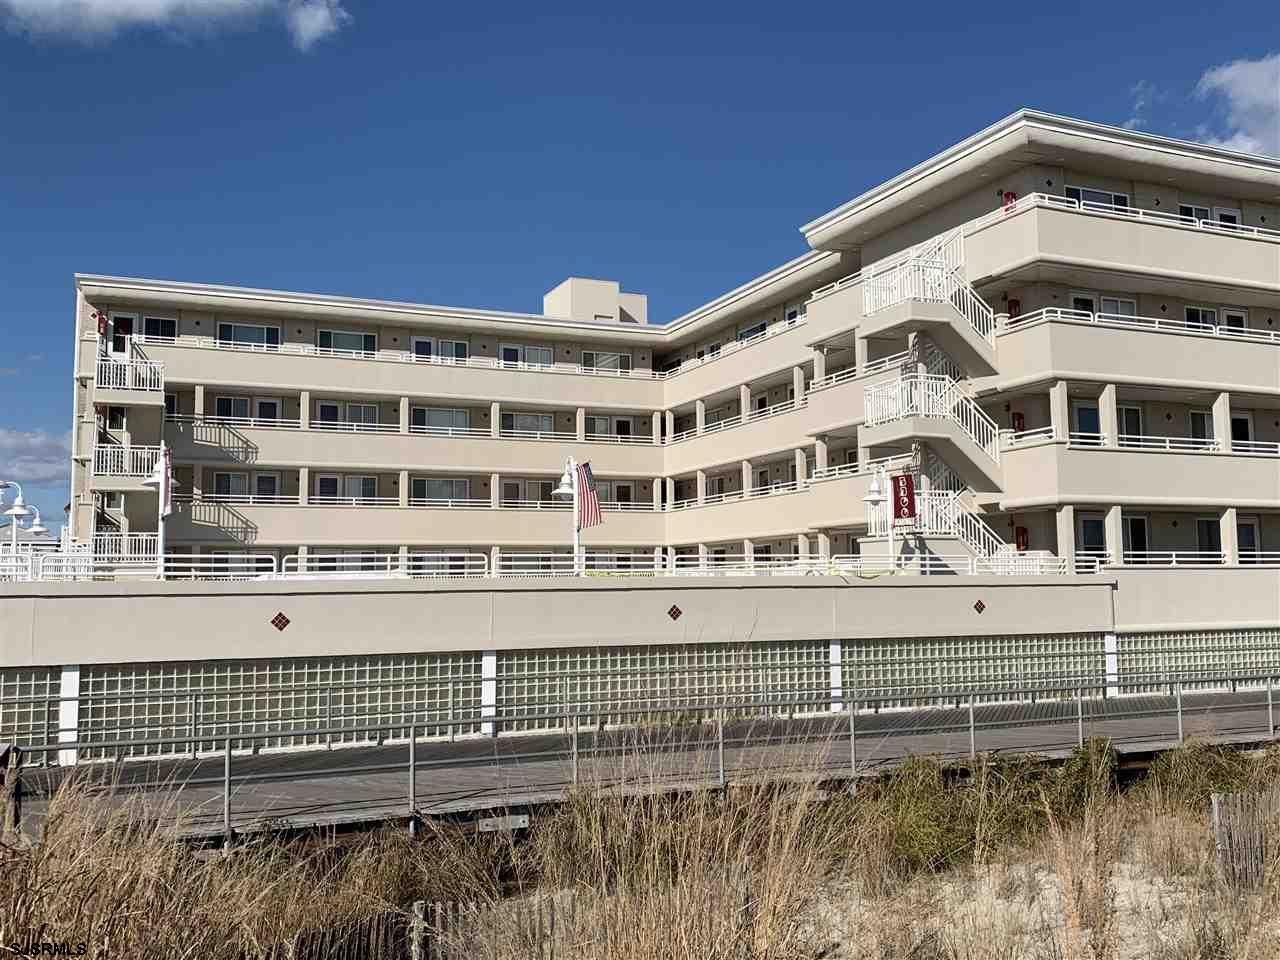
[3,738,1280,958]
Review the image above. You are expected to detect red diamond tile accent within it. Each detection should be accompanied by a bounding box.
[271,612,291,631]
[973,600,986,614]
[667,604,683,621]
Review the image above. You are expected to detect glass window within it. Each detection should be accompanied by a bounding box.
[1186,306,1218,328]
[346,403,379,425]
[438,339,469,360]
[1180,204,1210,222]
[412,407,469,431]
[109,314,135,354]
[582,351,632,372]
[1238,520,1260,558]
[1118,406,1142,438]
[215,397,251,420]
[1065,185,1128,207]
[1189,410,1214,441]
[1197,518,1222,554]
[164,393,177,418]
[344,476,376,499]
[1122,516,1149,554]
[143,316,176,339]
[254,398,280,421]
[737,321,767,342]
[1215,208,1241,227]
[316,475,340,499]
[525,345,553,366]
[1231,415,1252,443]
[254,473,279,498]
[214,473,249,497]
[412,477,469,501]
[316,401,341,423]
[106,405,126,430]
[217,322,279,348]
[500,344,522,365]
[501,412,554,433]
[318,330,376,354]
[1100,298,1136,316]
[1223,309,1247,330]
[1073,403,1101,436]
[1071,295,1096,314]
[585,416,610,436]
[1078,514,1106,551]
[412,338,433,359]
[614,418,632,437]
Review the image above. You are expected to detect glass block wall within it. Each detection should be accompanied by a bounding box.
[78,653,483,758]
[842,632,1106,709]
[1116,628,1280,694]
[0,667,60,757]
[495,640,830,729]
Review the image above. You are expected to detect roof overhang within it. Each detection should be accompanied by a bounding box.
[801,109,1280,252]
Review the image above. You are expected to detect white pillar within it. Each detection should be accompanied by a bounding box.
[796,533,809,559]
[1105,504,1124,563]
[740,384,751,423]
[741,459,752,494]
[193,384,206,420]
[490,401,500,438]
[298,389,309,429]
[743,538,754,564]
[855,337,869,371]
[1104,633,1119,698]
[399,396,410,434]
[697,543,708,570]
[1056,505,1075,570]
[58,664,80,766]
[817,530,831,559]
[1099,384,1118,448]
[812,346,827,382]
[1221,507,1239,564]
[490,473,500,509]
[398,469,409,507]
[695,399,706,434]
[1213,392,1232,452]
[814,436,828,472]
[794,448,807,483]
[1049,380,1070,440]
[652,479,662,512]
[696,471,706,504]
[576,407,586,441]
[490,545,501,576]
[298,466,309,505]
[480,650,497,736]
[665,409,675,440]
[665,476,676,506]
[651,411,661,444]
[793,365,805,402]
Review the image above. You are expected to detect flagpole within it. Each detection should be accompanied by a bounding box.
[571,456,581,577]
[156,442,167,581]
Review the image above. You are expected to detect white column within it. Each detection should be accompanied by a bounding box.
[193,384,206,420]
[490,401,500,438]
[743,538,754,564]
[740,384,751,423]
[652,545,663,570]
[794,448,807,484]
[575,407,586,441]
[814,436,828,472]
[480,650,497,736]
[829,640,843,713]
[652,479,662,512]
[817,530,831,559]
[489,545,501,576]
[1049,380,1070,441]
[1099,384,1118,448]
[398,544,409,572]
[812,346,826,382]
[399,396,410,434]
[490,473,500,509]
[664,409,675,440]
[398,469,409,507]
[1213,392,1232,452]
[298,466,309,505]
[796,533,809,559]
[697,543,708,570]
[298,389,309,429]
[1056,505,1075,570]
[695,399,706,434]
[855,337,869,371]
[58,664,80,766]
[792,365,805,402]
[696,471,706,504]
[665,476,676,506]
[741,459,752,494]
[651,411,661,444]
[1221,507,1239,564]
[1105,504,1124,563]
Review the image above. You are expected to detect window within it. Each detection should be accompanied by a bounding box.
[1099,297,1136,317]
[164,393,177,418]
[581,351,632,372]
[585,415,610,436]
[344,476,377,500]
[143,316,177,340]
[755,469,770,489]
[500,344,552,367]
[755,396,768,412]
[106,405,127,431]
[101,491,123,510]
[108,312,136,354]
[1222,308,1248,331]
[1071,293,1096,314]
[1065,185,1128,208]
[737,320,767,342]
[215,396,250,420]
[346,403,379,426]
[1214,207,1242,228]
[1073,401,1101,441]
[1180,204,1211,223]
[1122,515,1149,556]
[412,477,470,501]
[317,329,376,354]
[1231,413,1253,444]
[438,339,468,360]
[412,407,469,432]
[613,483,633,504]
[253,473,280,498]
[501,412,554,434]
[1078,513,1106,553]
[411,337,433,359]
[1189,410,1214,442]
[1197,518,1222,556]
[1118,405,1143,441]
[316,475,340,499]
[529,480,555,502]
[613,417,632,438]
[707,342,721,358]
[1185,306,1218,328]
[254,398,280,421]
[708,476,727,496]
[213,472,249,497]
[316,401,341,424]
[783,300,806,324]
[501,480,523,504]
[217,322,279,348]
[1238,517,1261,561]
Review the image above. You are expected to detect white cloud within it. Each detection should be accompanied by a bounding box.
[1122,79,1160,131]
[1195,52,1280,157]
[0,0,351,50]
[0,428,71,484]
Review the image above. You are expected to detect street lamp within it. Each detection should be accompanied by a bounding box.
[862,466,893,571]
[553,457,581,575]
[1,481,31,556]
[26,507,47,536]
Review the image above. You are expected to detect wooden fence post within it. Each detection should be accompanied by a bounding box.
[410,900,426,960]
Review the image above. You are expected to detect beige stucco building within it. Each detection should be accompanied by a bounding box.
[68,109,1280,576]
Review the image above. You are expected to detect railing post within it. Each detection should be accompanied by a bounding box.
[1175,681,1184,743]
[222,736,232,855]
[1076,688,1084,747]
[1269,675,1275,739]
[968,693,976,759]
[189,693,197,759]
[407,724,417,837]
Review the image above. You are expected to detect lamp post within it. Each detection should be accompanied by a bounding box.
[553,456,581,575]
[862,466,893,570]
[141,443,172,580]
[1,481,31,556]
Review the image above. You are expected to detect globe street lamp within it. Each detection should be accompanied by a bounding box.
[552,457,580,576]
[1,481,31,556]
[862,466,893,571]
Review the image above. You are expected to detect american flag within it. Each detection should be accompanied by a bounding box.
[576,461,602,530]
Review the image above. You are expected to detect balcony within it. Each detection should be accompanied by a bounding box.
[93,356,165,405]
[803,455,910,530]
[803,352,906,436]
[664,481,814,544]
[663,398,810,475]
[164,416,664,476]
[163,496,665,547]
[92,445,162,490]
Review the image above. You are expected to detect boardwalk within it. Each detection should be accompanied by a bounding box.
[19,687,1276,839]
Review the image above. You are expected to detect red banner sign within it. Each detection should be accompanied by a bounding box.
[892,473,917,521]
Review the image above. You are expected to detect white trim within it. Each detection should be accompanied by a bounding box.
[107,310,137,356]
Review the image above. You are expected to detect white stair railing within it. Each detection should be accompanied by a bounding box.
[864,374,1001,464]
[862,228,995,345]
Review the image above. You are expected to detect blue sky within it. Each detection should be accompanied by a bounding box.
[1,0,1278,531]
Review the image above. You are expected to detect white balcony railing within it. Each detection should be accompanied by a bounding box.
[92,532,160,562]
[864,374,1001,464]
[1122,550,1226,566]
[95,356,164,392]
[1117,434,1219,452]
[1000,426,1056,449]
[93,444,162,477]
[1004,305,1280,346]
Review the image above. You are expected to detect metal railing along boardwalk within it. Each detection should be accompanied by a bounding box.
[13,666,1280,843]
